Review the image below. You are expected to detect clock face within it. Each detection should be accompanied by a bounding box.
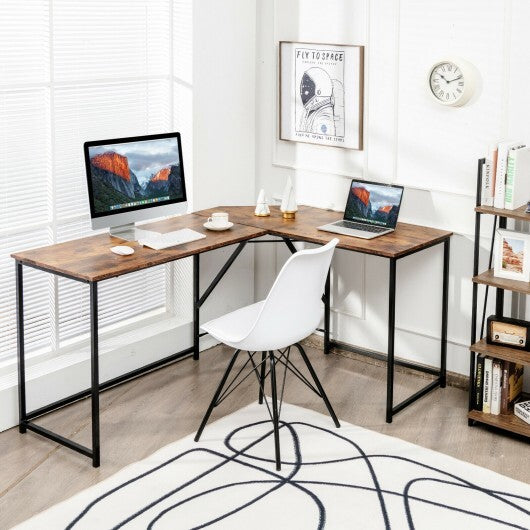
[429,62,465,104]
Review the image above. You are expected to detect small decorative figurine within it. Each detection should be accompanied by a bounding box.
[254,188,270,217]
[280,177,298,219]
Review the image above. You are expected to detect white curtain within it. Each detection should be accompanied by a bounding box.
[0,0,193,363]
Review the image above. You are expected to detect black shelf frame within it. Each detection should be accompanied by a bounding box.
[469,159,529,437]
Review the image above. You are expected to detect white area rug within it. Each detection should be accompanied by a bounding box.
[15,402,530,529]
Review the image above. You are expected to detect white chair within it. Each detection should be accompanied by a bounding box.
[194,238,340,470]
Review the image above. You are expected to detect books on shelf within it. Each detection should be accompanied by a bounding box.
[474,356,524,417]
[482,357,492,413]
[481,140,528,210]
[490,360,502,415]
[481,145,496,206]
[505,146,530,210]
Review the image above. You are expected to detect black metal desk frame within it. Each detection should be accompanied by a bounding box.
[16,233,450,466]
[15,240,250,468]
[280,236,450,424]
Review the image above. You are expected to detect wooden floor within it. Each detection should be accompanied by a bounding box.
[1,343,528,528]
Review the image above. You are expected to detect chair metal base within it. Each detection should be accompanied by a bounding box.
[194,343,340,471]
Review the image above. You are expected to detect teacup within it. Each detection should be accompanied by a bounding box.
[208,212,230,228]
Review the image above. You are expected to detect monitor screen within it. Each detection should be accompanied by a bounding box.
[84,133,186,218]
[344,179,403,228]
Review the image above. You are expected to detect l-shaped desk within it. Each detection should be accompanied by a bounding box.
[12,205,452,466]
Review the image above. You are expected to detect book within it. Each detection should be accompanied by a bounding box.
[502,363,524,414]
[483,357,492,413]
[500,361,510,415]
[494,141,524,208]
[514,400,530,424]
[504,146,530,210]
[490,360,502,415]
[491,146,498,202]
[481,159,494,206]
[474,355,485,410]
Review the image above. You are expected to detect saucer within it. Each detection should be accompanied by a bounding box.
[203,221,233,231]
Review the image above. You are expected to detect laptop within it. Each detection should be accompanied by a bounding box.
[318,179,404,239]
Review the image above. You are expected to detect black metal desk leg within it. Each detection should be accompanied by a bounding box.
[386,258,397,424]
[440,239,450,388]
[16,262,27,433]
[90,282,100,468]
[193,254,200,361]
[496,216,507,318]
[324,271,331,354]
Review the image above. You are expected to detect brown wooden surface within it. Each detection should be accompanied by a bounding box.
[468,409,530,438]
[472,269,530,295]
[11,205,452,281]
[470,338,530,365]
[11,214,266,283]
[475,204,530,222]
[195,205,452,258]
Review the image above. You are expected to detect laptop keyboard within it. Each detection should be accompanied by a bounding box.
[334,220,389,233]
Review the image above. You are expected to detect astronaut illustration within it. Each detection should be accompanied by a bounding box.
[298,67,344,137]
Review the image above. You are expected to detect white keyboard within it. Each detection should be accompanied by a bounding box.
[138,228,206,250]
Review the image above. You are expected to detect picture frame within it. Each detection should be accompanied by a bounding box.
[494,228,530,282]
[279,41,364,150]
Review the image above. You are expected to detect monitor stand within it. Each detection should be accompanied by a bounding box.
[109,223,142,242]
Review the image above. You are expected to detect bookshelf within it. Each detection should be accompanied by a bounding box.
[469,159,530,438]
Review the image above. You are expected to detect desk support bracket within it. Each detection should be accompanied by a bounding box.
[194,241,248,360]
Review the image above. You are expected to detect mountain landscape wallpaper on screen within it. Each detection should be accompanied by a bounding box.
[88,139,184,213]
[345,183,401,226]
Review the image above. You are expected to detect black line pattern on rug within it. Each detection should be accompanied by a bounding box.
[65,420,530,530]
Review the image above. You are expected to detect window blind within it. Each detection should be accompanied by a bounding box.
[0,0,193,364]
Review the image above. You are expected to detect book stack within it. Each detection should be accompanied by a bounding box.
[481,140,530,210]
[473,356,524,416]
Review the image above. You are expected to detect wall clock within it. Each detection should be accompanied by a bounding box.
[427,58,477,107]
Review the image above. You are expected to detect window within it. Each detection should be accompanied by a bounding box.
[0,0,193,364]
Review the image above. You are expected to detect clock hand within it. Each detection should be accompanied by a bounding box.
[449,75,463,83]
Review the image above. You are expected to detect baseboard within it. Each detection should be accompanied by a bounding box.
[0,319,218,433]
[302,333,469,390]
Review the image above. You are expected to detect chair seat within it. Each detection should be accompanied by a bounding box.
[201,301,265,349]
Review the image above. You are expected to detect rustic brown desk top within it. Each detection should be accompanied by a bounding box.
[12,206,452,282]
[195,206,452,259]
[11,214,266,283]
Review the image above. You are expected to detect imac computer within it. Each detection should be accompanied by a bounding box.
[84,132,188,241]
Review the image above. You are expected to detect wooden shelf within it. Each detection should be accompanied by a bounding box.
[472,269,530,295]
[470,339,530,365]
[468,410,530,437]
[475,204,530,222]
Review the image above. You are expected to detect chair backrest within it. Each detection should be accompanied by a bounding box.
[240,238,338,351]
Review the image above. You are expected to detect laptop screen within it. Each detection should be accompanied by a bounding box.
[344,179,404,228]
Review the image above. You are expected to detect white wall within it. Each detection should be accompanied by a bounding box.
[193,0,256,210]
[254,0,530,375]
[193,0,257,341]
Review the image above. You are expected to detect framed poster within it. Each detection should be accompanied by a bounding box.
[279,41,364,150]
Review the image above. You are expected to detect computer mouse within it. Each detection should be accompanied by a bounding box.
[110,245,135,256]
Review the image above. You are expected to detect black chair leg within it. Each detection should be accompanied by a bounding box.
[268,350,281,471]
[294,343,340,428]
[194,349,241,442]
[258,351,266,404]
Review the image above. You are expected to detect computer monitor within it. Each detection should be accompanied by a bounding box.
[84,132,187,240]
